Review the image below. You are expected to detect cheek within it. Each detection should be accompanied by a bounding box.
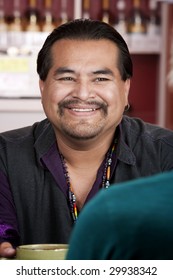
[100,85,120,105]
[49,91,60,103]
[42,84,63,104]
[106,87,127,113]
[52,81,75,100]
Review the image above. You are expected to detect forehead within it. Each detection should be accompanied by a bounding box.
[51,39,119,64]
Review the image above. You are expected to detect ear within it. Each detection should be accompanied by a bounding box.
[39,79,44,93]
[39,80,45,103]
[124,79,131,105]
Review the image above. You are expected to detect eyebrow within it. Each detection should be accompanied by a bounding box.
[53,67,114,76]
[92,69,114,76]
[53,67,74,76]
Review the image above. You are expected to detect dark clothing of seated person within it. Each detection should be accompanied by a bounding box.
[66,171,173,260]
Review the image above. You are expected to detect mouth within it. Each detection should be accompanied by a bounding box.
[64,102,100,113]
[59,100,107,117]
[69,107,98,112]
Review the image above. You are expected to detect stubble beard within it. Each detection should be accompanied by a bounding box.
[57,100,108,140]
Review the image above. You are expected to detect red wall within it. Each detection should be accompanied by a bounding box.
[128,54,160,124]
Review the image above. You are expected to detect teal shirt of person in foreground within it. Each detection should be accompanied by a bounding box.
[66,171,173,260]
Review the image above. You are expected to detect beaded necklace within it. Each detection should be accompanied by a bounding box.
[59,139,117,223]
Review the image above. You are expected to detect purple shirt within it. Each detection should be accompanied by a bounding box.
[0,141,117,246]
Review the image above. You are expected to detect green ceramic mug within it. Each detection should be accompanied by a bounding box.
[16,244,68,260]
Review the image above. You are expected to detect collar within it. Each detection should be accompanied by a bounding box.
[33,119,136,200]
[34,118,136,167]
[116,121,136,166]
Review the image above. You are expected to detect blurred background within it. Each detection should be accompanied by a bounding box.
[0,0,173,132]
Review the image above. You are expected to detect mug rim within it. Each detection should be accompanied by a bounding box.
[17,243,68,251]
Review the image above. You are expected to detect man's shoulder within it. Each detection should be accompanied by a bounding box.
[121,115,173,141]
[0,118,50,145]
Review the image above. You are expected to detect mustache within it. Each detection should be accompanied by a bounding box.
[58,100,108,115]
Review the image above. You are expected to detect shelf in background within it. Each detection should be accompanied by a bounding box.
[0,31,161,55]
[125,34,161,54]
[0,98,42,112]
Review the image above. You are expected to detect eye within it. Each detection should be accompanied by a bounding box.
[95,77,109,82]
[58,77,75,81]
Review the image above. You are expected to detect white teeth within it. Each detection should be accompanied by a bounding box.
[71,108,96,112]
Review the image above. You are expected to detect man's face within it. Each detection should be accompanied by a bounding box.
[39,39,130,142]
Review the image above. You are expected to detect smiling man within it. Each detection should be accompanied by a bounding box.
[39,38,130,143]
[0,19,173,259]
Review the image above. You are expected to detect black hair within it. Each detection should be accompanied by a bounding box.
[37,18,133,81]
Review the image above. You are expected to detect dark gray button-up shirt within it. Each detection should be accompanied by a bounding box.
[0,116,173,247]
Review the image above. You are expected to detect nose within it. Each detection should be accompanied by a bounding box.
[72,80,95,101]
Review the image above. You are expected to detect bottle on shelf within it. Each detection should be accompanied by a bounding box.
[42,0,54,32]
[9,0,22,32]
[0,0,7,32]
[101,0,110,24]
[82,0,90,19]
[0,0,8,50]
[24,0,40,32]
[6,0,24,54]
[60,0,68,25]
[114,0,127,36]
[126,0,148,34]
[147,0,161,36]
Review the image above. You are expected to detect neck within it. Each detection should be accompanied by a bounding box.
[56,132,116,168]
[58,132,117,214]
